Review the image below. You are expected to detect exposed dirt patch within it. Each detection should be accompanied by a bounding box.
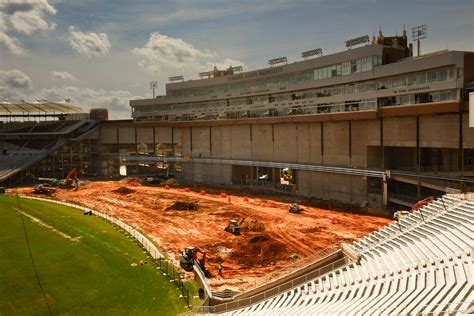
[241,219,265,232]
[15,181,391,291]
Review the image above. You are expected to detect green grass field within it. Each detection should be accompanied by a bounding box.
[0,195,192,315]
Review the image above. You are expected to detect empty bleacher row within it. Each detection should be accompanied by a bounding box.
[1,120,80,134]
[221,195,473,315]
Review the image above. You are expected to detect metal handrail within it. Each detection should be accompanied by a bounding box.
[105,154,387,179]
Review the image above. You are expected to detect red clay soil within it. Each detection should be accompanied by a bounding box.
[15,181,391,291]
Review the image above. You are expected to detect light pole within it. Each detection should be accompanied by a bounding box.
[150,81,157,99]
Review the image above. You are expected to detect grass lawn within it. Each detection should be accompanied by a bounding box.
[0,195,192,315]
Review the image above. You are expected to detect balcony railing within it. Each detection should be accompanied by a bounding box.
[133,100,377,122]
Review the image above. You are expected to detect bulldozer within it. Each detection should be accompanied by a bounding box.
[224,218,245,235]
[289,203,303,214]
[179,246,210,276]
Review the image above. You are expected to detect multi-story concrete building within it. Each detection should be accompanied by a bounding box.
[2,31,474,208]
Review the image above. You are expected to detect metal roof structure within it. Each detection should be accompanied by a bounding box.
[0,100,83,117]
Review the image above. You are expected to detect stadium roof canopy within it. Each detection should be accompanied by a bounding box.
[0,100,83,117]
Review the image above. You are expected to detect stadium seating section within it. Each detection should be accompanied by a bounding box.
[221,195,473,315]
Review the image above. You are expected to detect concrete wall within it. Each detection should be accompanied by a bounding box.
[192,127,211,157]
[274,124,297,162]
[101,126,117,143]
[137,127,154,144]
[420,114,459,148]
[383,117,416,147]
[118,127,135,144]
[323,121,349,166]
[231,125,251,159]
[155,127,172,144]
[251,124,273,160]
[351,120,367,168]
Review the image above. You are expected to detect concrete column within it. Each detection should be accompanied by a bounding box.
[416,116,421,199]
[250,166,254,187]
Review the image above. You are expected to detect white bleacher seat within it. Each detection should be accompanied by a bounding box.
[220,195,474,315]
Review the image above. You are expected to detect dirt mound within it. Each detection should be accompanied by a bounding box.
[166,201,199,211]
[113,187,135,195]
[231,234,288,267]
[240,219,265,232]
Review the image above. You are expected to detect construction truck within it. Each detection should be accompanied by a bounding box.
[224,218,245,235]
[289,203,303,214]
[179,246,210,276]
[58,167,79,190]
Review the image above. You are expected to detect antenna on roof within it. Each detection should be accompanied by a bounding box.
[412,24,427,57]
[268,56,287,67]
[301,48,323,60]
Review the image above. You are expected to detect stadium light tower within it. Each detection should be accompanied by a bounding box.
[412,24,427,57]
[150,81,158,98]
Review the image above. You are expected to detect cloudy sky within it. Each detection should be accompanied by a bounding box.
[0,0,473,119]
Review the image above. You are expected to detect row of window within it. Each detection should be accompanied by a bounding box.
[314,56,382,80]
[379,89,457,107]
[168,56,383,99]
[134,67,459,115]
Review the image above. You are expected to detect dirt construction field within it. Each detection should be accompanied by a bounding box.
[16,180,391,291]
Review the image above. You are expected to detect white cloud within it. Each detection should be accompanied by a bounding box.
[68,26,111,58]
[0,69,31,89]
[0,31,24,54]
[0,0,56,54]
[133,32,214,71]
[0,0,56,16]
[33,86,138,119]
[10,10,56,35]
[133,32,245,76]
[51,71,76,82]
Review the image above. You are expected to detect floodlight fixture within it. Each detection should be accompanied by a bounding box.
[231,66,243,72]
[345,35,370,49]
[412,24,427,56]
[150,81,158,98]
[301,48,323,59]
[268,56,287,66]
[198,71,213,78]
[169,75,184,82]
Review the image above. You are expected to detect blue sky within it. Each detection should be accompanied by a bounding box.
[0,0,473,118]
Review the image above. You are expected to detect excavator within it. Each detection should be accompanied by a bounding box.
[179,246,210,276]
[224,218,245,235]
[59,167,79,190]
[393,196,434,225]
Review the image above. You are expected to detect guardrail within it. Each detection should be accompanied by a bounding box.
[105,154,387,179]
[134,99,377,123]
[191,256,349,314]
